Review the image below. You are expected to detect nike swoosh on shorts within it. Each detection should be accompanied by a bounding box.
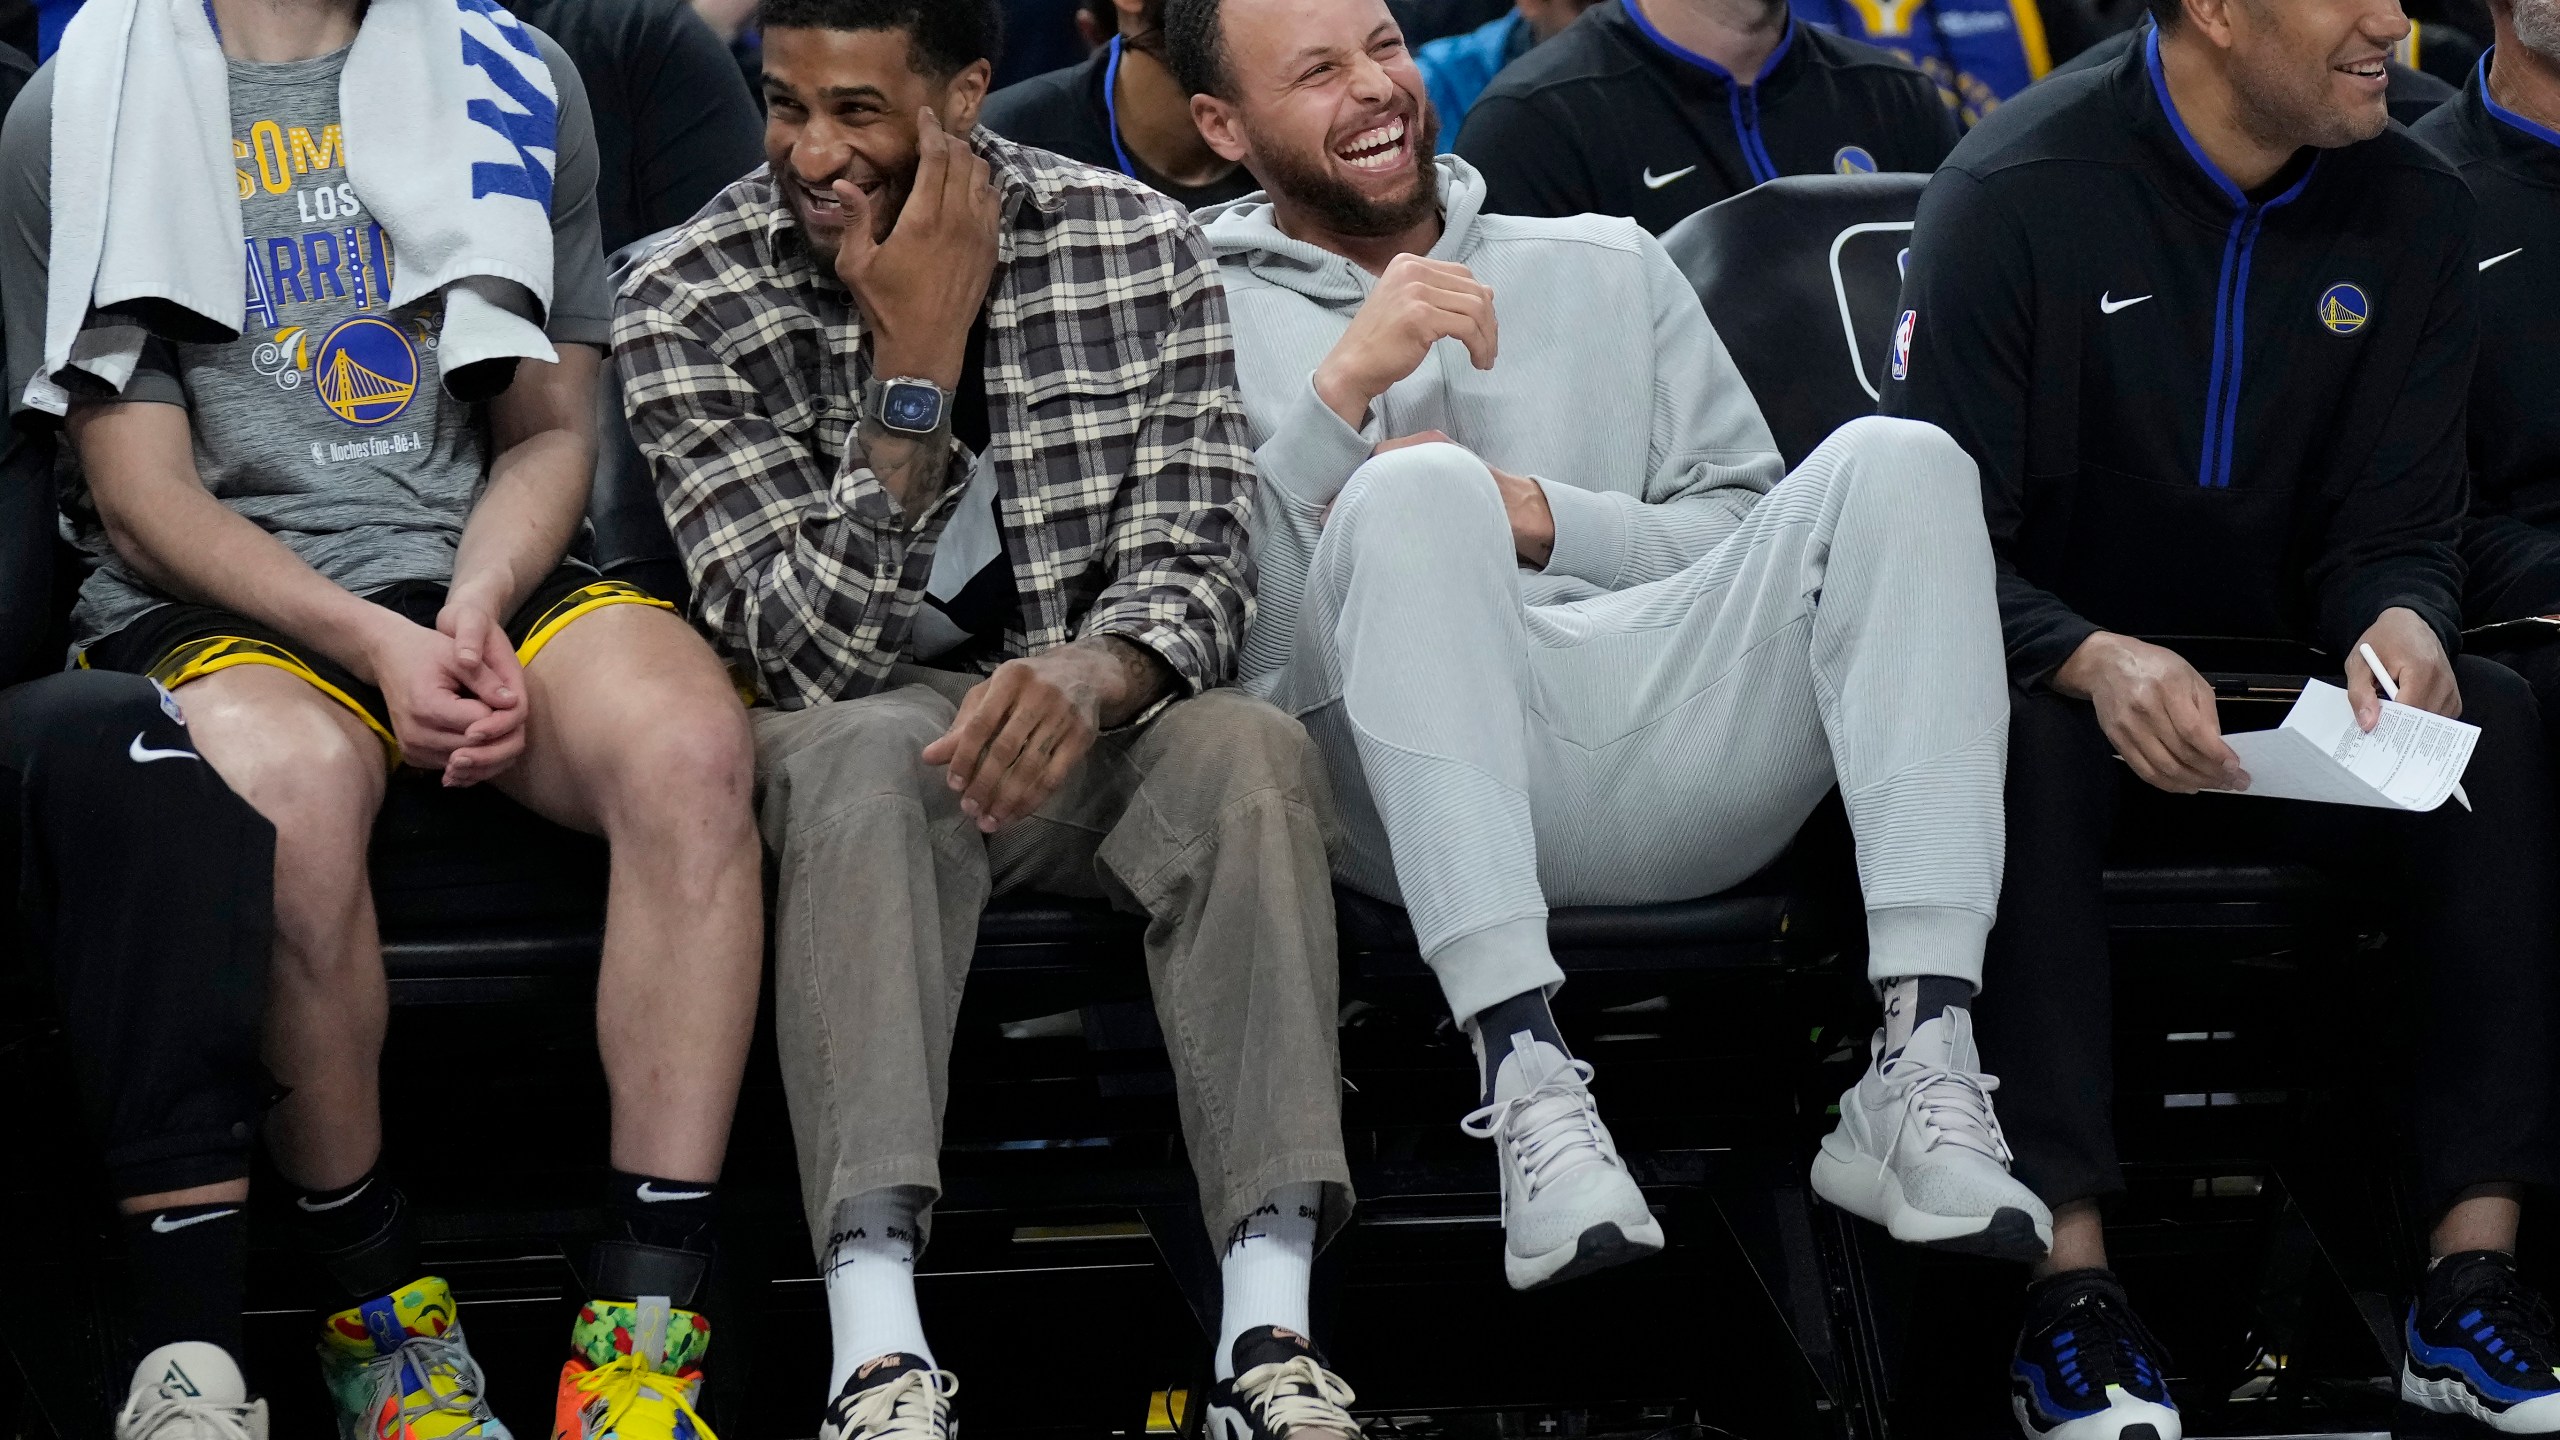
[129,733,199,764]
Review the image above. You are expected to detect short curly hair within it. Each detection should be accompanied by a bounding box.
[755,0,1004,78]
[1161,0,1230,98]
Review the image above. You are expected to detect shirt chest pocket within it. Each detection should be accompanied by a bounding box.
[737,316,857,453]
[1009,355,1156,464]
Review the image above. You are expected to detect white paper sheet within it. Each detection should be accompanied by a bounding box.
[2216,681,2477,812]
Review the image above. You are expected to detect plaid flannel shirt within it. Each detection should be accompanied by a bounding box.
[612,129,1257,711]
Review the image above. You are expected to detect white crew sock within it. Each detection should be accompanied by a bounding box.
[822,1186,934,1399]
[1214,1181,1322,1381]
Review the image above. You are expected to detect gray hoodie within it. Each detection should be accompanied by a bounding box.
[1198,154,1786,696]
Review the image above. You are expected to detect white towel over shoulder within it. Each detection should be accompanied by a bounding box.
[28,0,561,415]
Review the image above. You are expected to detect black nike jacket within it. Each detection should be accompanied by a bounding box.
[1881,28,2479,687]
[2413,56,2560,623]
[1453,0,1959,232]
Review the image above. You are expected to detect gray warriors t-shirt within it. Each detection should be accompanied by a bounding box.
[0,32,612,649]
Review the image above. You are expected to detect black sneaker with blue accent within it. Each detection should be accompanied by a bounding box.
[2011,1269,2181,1440]
[2401,1250,2560,1433]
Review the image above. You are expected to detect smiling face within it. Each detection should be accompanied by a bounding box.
[2216,0,2406,149]
[1191,0,1440,239]
[761,25,990,266]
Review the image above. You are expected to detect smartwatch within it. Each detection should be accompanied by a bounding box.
[863,375,953,438]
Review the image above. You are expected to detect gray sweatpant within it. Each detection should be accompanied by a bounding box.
[1263,416,2009,1021]
[752,667,1353,1261]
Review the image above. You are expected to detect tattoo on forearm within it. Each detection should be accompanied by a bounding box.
[858,418,960,522]
[1091,635,1176,727]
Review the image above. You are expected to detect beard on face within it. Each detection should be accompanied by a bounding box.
[2516,0,2560,62]
[2227,32,2387,151]
[1247,99,1442,238]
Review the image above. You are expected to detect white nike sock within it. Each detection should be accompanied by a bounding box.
[823,1186,934,1399]
[1213,1181,1321,1382]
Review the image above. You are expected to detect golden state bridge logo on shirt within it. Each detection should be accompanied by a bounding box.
[1834,146,1879,174]
[2317,282,2371,335]
[311,317,419,425]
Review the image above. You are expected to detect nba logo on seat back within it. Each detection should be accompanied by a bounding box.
[1890,309,1916,381]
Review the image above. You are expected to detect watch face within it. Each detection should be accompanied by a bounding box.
[882,381,943,431]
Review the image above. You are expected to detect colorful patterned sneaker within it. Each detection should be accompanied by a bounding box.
[2011,1269,2180,1440]
[318,1276,511,1440]
[2401,1250,2560,1433]
[551,1297,716,1440]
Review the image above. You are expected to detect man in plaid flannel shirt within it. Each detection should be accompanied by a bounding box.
[612,1,1359,1433]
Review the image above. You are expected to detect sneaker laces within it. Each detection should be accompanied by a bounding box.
[1231,1355,1362,1436]
[2046,1283,2174,1396]
[353,1330,498,1438]
[1461,1056,1625,1203]
[2440,1264,2560,1375]
[570,1354,718,1440]
[116,1392,259,1440]
[831,1369,956,1439]
[1882,1047,2015,1171]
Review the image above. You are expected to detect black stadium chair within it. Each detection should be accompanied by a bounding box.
[1661,172,1927,471]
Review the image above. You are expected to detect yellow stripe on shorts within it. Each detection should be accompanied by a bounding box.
[141,635,403,765]
[515,579,677,667]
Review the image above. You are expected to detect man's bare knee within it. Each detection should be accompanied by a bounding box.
[178,668,385,849]
[603,688,758,842]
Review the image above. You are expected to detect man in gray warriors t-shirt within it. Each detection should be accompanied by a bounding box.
[0,10,761,1424]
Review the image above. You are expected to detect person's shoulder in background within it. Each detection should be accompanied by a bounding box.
[1785,22,1962,157]
[1467,0,1635,105]
[506,0,764,252]
[1415,10,1527,144]
[0,37,28,116]
[981,48,1115,172]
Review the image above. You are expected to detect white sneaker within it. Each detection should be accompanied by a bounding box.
[116,1343,268,1440]
[1460,1032,1665,1290]
[818,1354,956,1440]
[1811,1007,2052,1261]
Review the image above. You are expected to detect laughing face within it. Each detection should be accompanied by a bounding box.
[761,25,990,267]
[2220,0,2407,149]
[1196,0,1442,238]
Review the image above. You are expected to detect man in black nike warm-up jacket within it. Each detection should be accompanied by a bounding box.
[2415,0,2560,765]
[1884,0,2560,1432]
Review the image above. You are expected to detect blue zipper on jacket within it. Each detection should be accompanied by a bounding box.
[2146,29,2316,488]
[1626,0,1795,185]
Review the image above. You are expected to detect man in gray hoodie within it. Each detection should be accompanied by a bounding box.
[1168,0,2048,1292]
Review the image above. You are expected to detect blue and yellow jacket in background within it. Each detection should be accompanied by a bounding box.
[1416,10,1536,147]
[1795,0,2050,126]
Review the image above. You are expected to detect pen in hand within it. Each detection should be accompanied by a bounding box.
[2357,642,2401,704]
[2358,641,2470,810]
